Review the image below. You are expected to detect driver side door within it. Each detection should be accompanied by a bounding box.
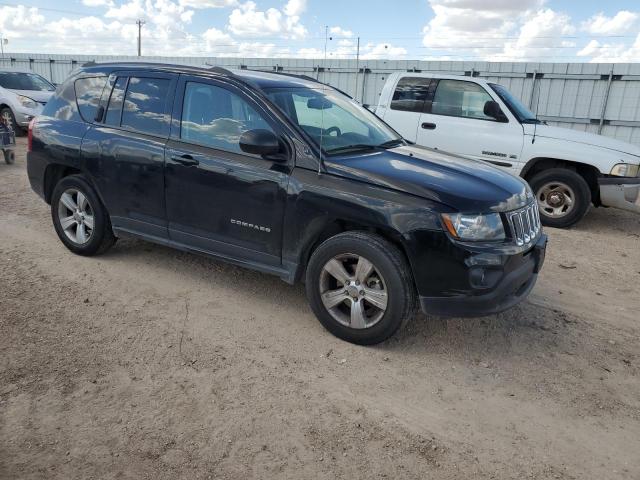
[164,75,291,266]
[417,79,524,175]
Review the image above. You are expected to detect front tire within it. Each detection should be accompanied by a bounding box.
[51,175,116,256]
[305,231,416,345]
[529,168,591,228]
[0,107,22,136]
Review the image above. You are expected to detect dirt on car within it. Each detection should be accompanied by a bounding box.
[1,138,639,479]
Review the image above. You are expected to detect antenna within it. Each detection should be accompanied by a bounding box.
[532,72,541,144]
[318,26,330,176]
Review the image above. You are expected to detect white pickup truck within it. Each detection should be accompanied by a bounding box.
[375,72,640,228]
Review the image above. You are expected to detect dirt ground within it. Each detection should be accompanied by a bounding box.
[1,137,639,480]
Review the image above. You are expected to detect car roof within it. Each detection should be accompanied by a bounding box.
[0,68,41,74]
[393,71,492,84]
[77,61,322,90]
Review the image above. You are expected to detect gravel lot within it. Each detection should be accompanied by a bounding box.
[1,137,639,479]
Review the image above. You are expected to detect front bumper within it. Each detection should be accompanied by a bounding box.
[419,234,547,317]
[599,177,640,214]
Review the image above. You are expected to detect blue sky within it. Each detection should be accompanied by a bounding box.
[0,0,639,61]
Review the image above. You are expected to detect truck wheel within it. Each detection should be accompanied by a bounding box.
[529,168,591,228]
[51,175,116,256]
[305,231,416,345]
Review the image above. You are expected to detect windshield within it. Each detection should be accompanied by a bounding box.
[489,83,538,123]
[263,86,402,154]
[0,72,55,91]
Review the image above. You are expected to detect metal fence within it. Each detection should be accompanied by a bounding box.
[3,53,640,146]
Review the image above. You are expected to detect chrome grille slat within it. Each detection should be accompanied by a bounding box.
[508,203,541,247]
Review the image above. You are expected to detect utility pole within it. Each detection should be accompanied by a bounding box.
[0,35,6,61]
[355,36,360,102]
[136,19,146,57]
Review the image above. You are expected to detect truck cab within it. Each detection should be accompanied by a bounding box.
[376,72,640,228]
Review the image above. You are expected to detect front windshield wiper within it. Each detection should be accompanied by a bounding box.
[326,144,378,155]
[326,138,405,155]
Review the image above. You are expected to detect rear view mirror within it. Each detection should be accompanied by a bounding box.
[239,129,282,157]
[307,97,333,110]
[483,100,508,122]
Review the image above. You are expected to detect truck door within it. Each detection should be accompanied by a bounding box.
[417,79,524,176]
[380,76,433,143]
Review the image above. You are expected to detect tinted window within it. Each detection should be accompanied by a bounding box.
[0,72,55,91]
[432,80,495,120]
[391,77,431,112]
[75,77,107,122]
[105,77,126,126]
[121,77,171,136]
[181,82,273,153]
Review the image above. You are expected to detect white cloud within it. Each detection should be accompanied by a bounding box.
[329,26,353,38]
[82,0,114,6]
[496,9,575,61]
[0,6,46,38]
[283,0,306,17]
[577,34,640,62]
[179,0,237,8]
[421,0,581,61]
[227,1,306,39]
[581,11,639,35]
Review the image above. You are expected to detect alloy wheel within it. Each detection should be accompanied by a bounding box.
[319,253,388,329]
[57,188,95,245]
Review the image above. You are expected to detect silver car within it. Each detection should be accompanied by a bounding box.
[0,69,55,131]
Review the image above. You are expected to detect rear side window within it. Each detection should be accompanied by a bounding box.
[105,77,127,126]
[180,81,273,154]
[390,77,431,112]
[121,77,171,136]
[75,77,107,122]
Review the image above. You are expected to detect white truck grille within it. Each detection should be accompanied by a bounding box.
[507,203,541,247]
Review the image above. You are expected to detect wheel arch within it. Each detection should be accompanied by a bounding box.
[521,157,601,206]
[43,164,84,204]
[295,218,415,286]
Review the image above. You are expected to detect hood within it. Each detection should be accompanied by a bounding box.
[325,144,532,213]
[523,124,640,157]
[4,88,54,103]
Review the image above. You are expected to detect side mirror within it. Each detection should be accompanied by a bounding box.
[483,100,508,122]
[239,129,282,157]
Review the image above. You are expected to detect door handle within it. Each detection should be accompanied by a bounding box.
[421,122,437,130]
[171,154,199,167]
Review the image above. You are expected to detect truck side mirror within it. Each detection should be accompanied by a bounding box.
[483,100,508,122]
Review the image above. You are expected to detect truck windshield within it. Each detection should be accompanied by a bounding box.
[489,83,540,124]
[263,86,403,155]
[0,72,55,91]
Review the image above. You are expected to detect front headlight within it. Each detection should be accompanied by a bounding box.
[17,95,38,109]
[441,212,505,241]
[610,163,640,177]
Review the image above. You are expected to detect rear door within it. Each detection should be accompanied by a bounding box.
[164,75,291,266]
[82,71,177,238]
[417,79,524,174]
[380,76,434,143]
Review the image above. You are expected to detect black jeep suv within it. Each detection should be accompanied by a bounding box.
[27,62,547,345]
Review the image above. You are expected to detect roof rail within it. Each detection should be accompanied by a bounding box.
[205,65,235,77]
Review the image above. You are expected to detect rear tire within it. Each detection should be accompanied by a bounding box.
[305,231,416,345]
[51,175,116,256]
[529,168,591,228]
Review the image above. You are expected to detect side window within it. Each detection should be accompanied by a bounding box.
[390,77,431,112]
[432,80,495,120]
[121,77,171,136]
[104,77,127,126]
[180,81,273,154]
[75,76,107,122]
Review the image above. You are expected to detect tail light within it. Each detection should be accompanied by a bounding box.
[27,117,36,153]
